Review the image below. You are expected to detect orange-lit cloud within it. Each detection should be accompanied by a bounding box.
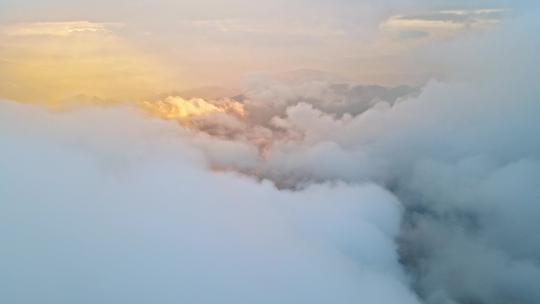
[140,96,245,120]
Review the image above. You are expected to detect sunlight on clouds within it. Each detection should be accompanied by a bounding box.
[0,21,176,106]
[0,9,510,106]
[381,9,505,39]
[0,2,538,304]
[140,96,246,120]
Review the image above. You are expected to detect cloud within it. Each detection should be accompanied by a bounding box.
[0,21,119,36]
[113,11,540,304]
[0,100,420,304]
[214,13,538,303]
[134,74,419,158]
[381,8,506,40]
[399,157,540,304]
[1,3,539,304]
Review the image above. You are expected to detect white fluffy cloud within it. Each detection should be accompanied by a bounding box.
[0,101,420,304]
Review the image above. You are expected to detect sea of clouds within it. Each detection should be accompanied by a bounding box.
[1,10,539,304]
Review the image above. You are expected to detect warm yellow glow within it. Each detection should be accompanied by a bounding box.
[140,96,246,120]
[141,97,224,119]
[0,21,176,105]
[1,21,115,37]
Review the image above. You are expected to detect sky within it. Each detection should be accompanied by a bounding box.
[1,0,535,103]
[1,1,540,304]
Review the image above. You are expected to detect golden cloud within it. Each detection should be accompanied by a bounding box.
[140,96,246,121]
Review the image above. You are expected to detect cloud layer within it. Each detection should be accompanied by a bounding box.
[0,101,421,304]
[1,2,539,304]
[134,11,540,303]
